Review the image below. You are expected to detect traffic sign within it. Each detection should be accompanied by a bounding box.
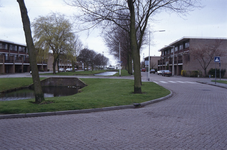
[118,61,122,63]
[214,56,220,62]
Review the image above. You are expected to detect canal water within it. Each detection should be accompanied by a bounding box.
[0,86,78,101]
[94,71,117,76]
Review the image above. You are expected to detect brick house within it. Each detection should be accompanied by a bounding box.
[0,40,75,74]
[0,40,47,74]
[158,37,227,77]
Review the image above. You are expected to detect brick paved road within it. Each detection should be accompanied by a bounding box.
[1,74,227,149]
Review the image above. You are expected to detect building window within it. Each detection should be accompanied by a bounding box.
[185,42,190,48]
[5,54,8,60]
[19,46,22,51]
[0,43,2,49]
[179,44,183,50]
[9,45,13,50]
[175,46,178,52]
[171,48,173,53]
[3,43,8,50]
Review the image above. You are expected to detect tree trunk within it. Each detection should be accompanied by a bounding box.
[204,68,207,77]
[17,0,44,103]
[53,60,56,74]
[128,0,142,93]
[127,53,133,75]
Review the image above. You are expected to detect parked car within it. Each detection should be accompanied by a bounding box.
[66,68,72,72]
[150,69,155,74]
[162,70,172,76]
[141,68,146,72]
[59,68,65,72]
[157,70,163,75]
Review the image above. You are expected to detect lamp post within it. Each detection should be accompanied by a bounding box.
[148,30,165,81]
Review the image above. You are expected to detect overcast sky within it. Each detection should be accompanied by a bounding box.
[0,0,227,65]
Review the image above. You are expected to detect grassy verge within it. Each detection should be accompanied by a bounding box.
[0,78,170,114]
[211,80,227,84]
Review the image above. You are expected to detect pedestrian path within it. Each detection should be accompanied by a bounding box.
[152,80,198,84]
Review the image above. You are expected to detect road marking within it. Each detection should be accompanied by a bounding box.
[160,81,168,83]
[185,81,197,84]
[177,81,185,83]
[169,81,176,83]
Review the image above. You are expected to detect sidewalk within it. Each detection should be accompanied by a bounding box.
[197,78,227,89]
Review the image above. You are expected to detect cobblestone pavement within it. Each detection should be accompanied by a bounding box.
[1,73,227,149]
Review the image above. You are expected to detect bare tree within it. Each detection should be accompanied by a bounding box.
[17,0,44,103]
[66,35,83,71]
[105,24,133,74]
[190,39,225,76]
[66,0,199,93]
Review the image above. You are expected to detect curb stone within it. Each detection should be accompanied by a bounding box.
[197,81,227,89]
[0,90,173,120]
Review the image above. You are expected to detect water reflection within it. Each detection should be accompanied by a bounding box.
[94,71,117,76]
[0,86,78,101]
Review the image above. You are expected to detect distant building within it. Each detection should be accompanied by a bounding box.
[144,56,160,69]
[0,40,47,74]
[0,40,75,74]
[158,37,227,77]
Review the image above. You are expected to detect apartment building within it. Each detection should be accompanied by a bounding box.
[158,37,227,77]
[0,40,47,74]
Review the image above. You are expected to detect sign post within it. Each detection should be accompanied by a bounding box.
[214,56,220,84]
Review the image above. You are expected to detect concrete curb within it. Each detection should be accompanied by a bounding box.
[197,81,227,89]
[0,91,173,120]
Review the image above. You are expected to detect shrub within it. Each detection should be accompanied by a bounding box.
[190,71,199,77]
[208,68,226,78]
[181,70,186,76]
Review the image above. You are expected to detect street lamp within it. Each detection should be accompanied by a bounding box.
[148,30,165,81]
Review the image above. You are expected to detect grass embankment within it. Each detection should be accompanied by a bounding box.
[0,77,46,92]
[211,80,227,84]
[0,78,170,114]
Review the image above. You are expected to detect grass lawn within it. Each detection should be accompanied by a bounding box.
[0,78,170,114]
[211,80,227,84]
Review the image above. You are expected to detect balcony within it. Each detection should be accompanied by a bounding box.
[37,60,47,64]
[24,58,30,63]
[5,59,14,63]
[15,59,23,63]
[178,59,183,63]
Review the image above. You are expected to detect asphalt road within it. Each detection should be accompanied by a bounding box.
[0,72,227,149]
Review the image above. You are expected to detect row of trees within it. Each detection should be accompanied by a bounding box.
[77,48,109,70]
[17,0,200,103]
[66,0,200,93]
